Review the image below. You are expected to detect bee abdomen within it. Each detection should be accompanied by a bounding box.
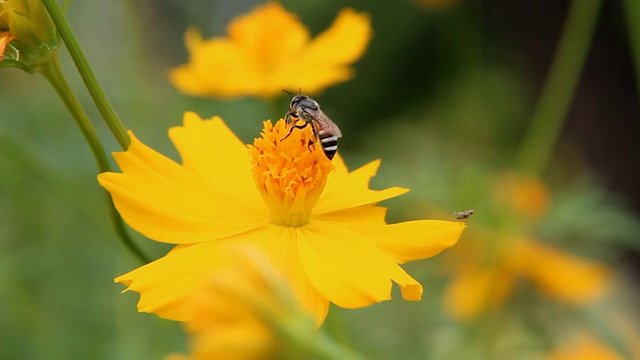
[319,134,339,160]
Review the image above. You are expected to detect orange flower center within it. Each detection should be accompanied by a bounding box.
[248,119,333,227]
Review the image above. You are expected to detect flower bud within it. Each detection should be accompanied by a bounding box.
[0,0,58,71]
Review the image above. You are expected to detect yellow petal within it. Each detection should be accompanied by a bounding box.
[313,204,388,227]
[170,30,258,98]
[517,240,613,304]
[98,130,269,244]
[313,158,408,215]
[313,206,464,264]
[306,8,372,64]
[444,268,493,319]
[444,267,515,320]
[371,220,465,264]
[276,8,372,94]
[227,2,309,69]
[274,64,352,97]
[116,242,224,321]
[115,225,330,325]
[298,223,422,309]
[115,228,270,321]
[168,112,265,209]
[245,225,330,326]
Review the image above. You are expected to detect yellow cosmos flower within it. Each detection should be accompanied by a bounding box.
[99,112,465,324]
[444,174,612,320]
[170,3,372,98]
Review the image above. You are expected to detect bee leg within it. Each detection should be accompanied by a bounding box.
[280,122,309,141]
[284,111,300,125]
[284,112,294,125]
[307,139,316,152]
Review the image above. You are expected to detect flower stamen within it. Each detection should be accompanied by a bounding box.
[248,120,333,227]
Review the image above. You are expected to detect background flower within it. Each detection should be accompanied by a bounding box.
[169,3,371,99]
[444,174,613,320]
[99,112,464,325]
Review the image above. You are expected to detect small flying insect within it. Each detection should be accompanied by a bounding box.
[453,210,474,221]
[280,91,342,160]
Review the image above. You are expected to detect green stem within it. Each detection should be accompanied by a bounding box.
[623,0,640,98]
[282,323,367,360]
[307,330,368,360]
[40,58,110,172]
[40,56,150,264]
[40,0,130,150]
[516,0,602,175]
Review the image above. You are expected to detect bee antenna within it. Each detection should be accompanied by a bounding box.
[298,87,302,95]
[281,89,293,96]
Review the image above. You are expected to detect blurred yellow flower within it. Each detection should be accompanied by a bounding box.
[0,0,58,68]
[493,172,550,219]
[512,239,612,304]
[170,3,372,99]
[445,236,612,319]
[444,174,612,320]
[545,334,623,360]
[99,112,465,325]
[167,247,315,360]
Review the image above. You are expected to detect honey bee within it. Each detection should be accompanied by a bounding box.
[281,93,342,160]
[453,210,474,221]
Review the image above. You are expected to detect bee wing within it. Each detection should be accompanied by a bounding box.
[314,112,342,138]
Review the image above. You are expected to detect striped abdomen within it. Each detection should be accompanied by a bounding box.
[318,129,339,160]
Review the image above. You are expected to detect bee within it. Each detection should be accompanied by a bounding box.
[281,93,342,160]
[453,210,474,221]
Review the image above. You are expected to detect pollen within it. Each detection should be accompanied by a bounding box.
[248,119,333,227]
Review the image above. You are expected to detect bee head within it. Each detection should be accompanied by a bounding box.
[291,95,319,112]
[289,95,305,108]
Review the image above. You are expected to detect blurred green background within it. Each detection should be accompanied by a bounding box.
[1,0,639,359]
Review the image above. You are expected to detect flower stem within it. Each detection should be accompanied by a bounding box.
[515,0,602,175]
[283,325,368,360]
[623,0,640,100]
[40,58,110,175]
[308,331,368,360]
[40,57,150,264]
[40,0,130,150]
